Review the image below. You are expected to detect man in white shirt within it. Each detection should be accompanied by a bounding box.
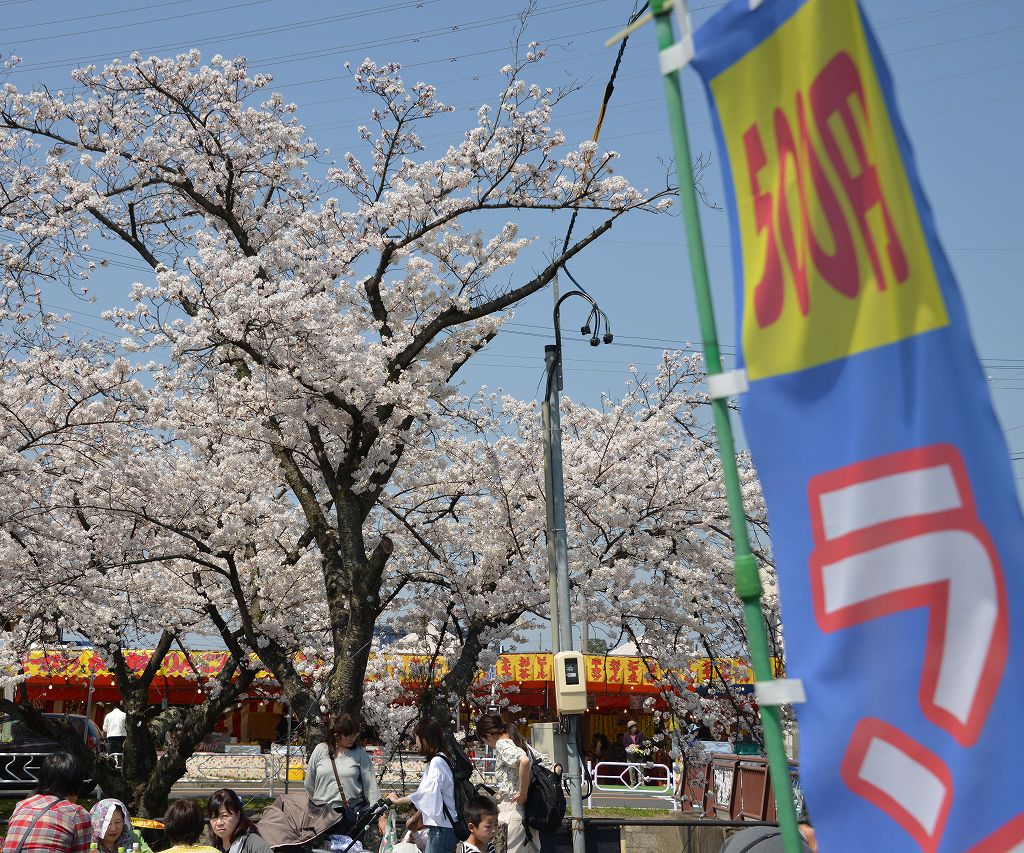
[102,704,127,753]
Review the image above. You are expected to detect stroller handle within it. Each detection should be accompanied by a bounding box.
[339,801,390,853]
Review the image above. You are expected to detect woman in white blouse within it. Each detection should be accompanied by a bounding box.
[386,718,457,853]
[474,714,537,853]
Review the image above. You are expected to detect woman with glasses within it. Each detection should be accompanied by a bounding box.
[304,714,383,848]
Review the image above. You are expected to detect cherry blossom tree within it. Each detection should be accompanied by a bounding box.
[373,351,779,745]
[0,345,267,814]
[0,38,674,810]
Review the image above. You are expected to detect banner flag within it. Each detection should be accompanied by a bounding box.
[691,1,1024,850]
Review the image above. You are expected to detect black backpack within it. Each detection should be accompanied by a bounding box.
[523,747,567,837]
[440,733,491,842]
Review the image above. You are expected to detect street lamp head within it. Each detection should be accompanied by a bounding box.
[589,335,601,347]
[603,332,614,344]
[580,324,591,335]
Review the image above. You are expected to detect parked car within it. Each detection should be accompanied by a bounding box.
[0,713,106,797]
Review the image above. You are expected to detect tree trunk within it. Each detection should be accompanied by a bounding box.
[132,668,255,818]
[328,585,377,717]
[323,494,387,719]
[249,636,327,756]
[421,622,486,728]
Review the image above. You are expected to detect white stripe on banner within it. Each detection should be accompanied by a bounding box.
[858,735,947,837]
[818,464,960,540]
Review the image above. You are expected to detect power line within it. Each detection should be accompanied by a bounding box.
[872,0,1015,30]
[6,0,280,46]
[6,0,603,77]
[910,85,1024,119]
[503,320,735,353]
[5,0,255,34]
[9,0,1018,106]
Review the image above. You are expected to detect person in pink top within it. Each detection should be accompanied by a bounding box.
[621,721,648,786]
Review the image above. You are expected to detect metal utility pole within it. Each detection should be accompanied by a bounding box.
[542,387,561,658]
[543,286,611,853]
[284,704,292,793]
[542,343,585,853]
[545,273,562,657]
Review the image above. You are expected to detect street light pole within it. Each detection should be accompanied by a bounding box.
[542,383,561,658]
[542,343,585,853]
[284,704,292,794]
[84,670,96,744]
[541,290,610,853]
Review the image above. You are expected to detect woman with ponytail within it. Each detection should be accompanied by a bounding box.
[474,715,536,853]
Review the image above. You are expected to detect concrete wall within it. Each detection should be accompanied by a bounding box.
[619,823,728,853]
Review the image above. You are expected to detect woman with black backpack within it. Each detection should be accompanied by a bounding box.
[474,715,538,853]
[386,717,457,853]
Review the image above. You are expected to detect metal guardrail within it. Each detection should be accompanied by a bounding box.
[0,752,47,793]
[181,751,497,796]
[590,760,672,793]
[0,752,106,798]
[182,753,283,790]
[470,754,497,783]
[584,760,675,809]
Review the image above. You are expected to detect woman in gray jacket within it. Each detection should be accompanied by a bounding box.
[207,789,273,853]
[304,714,384,849]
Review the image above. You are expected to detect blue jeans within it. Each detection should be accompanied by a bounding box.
[424,825,456,853]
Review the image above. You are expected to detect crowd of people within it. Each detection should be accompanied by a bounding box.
[0,714,522,853]
[0,754,271,853]
[0,714,812,853]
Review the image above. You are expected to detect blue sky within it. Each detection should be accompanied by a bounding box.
[5,0,1023,485]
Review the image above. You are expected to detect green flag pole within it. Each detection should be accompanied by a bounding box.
[648,1,803,850]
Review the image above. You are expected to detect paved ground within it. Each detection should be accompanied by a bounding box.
[585,789,679,810]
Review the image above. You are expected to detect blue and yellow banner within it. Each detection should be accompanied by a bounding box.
[692,1,1024,850]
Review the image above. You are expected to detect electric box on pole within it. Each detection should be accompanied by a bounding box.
[554,650,587,714]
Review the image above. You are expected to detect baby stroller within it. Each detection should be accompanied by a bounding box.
[257,792,389,853]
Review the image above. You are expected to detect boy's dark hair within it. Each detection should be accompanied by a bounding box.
[165,799,205,845]
[36,751,85,799]
[464,794,498,828]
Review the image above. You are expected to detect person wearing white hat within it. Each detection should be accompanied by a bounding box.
[621,721,647,786]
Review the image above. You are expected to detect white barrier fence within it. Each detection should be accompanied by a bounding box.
[178,753,678,807]
[2,749,678,810]
[584,760,676,808]
[180,751,494,796]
